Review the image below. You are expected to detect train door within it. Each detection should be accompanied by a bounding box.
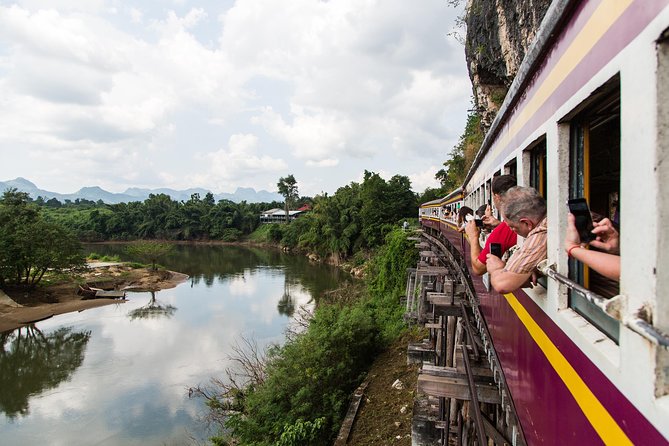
[568,76,621,341]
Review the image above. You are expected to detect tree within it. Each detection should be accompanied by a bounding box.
[0,189,85,289]
[125,240,174,271]
[277,175,299,224]
[435,110,484,192]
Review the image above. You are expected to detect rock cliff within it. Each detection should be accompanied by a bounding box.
[464,0,551,130]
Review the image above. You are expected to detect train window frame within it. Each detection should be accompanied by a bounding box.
[524,137,547,199]
[504,158,518,179]
[656,26,669,396]
[566,75,621,343]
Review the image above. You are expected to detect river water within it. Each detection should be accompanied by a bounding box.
[0,244,350,445]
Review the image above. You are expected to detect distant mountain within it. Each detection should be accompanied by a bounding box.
[0,178,283,204]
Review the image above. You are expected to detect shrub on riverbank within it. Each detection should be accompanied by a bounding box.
[206,228,417,445]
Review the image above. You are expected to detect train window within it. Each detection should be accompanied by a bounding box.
[568,76,621,342]
[529,139,547,198]
[504,158,517,178]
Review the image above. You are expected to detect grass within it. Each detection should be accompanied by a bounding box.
[247,224,274,242]
[86,253,122,262]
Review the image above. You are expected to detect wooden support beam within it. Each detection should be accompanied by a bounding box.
[416,266,449,275]
[452,351,494,378]
[333,381,368,446]
[482,412,511,446]
[421,365,495,384]
[417,374,501,404]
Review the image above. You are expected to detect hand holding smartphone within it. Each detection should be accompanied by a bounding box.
[490,242,502,258]
[567,198,595,243]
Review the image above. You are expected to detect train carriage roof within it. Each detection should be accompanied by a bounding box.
[420,197,443,207]
[420,187,462,207]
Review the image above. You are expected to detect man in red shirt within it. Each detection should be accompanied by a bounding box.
[464,175,517,276]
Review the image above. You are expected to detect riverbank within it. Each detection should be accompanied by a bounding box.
[0,262,188,332]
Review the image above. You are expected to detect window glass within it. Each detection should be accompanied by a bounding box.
[530,139,547,198]
[505,158,518,179]
[568,76,621,342]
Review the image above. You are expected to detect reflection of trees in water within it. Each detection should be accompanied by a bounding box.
[84,243,354,300]
[277,278,296,317]
[127,291,177,320]
[0,326,91,419]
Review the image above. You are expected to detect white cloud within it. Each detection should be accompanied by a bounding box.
[409,165,442,193]
[129,7,142,24]
[253,106,352,163]
[0,0,469,195]
[193,133,287,190]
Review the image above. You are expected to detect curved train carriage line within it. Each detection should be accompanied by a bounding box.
[414,0,669,444]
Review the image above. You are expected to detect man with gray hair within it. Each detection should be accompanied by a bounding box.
[486,186,547,294]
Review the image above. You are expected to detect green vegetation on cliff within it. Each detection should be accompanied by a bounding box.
[435,109,484,192]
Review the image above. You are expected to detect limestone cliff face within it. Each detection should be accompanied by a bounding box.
[465,0,551,130]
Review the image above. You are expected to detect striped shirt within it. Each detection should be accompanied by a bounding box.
[504,217,548,274]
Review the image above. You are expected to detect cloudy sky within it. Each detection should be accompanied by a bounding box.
[0,0,470,197]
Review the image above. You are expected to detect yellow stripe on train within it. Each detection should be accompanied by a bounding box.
[504,292,632,445]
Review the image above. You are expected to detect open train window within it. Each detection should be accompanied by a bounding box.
[568,76,621,342]
[529,138,547,198]
[505,158,518,178]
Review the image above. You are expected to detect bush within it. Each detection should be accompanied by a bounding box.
[220,228,243,242]
[267,224,284,243]
[367,228,418,340]
[225,300,380,445]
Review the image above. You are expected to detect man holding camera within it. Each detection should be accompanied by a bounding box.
[464,175,517,276]
[487,186,547,294]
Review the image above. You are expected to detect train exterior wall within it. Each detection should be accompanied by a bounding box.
[419,0,669,442]
[428,223,667,444]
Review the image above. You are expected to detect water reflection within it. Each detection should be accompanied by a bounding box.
[277,277,297,317]
[0,244,349,445]
[0,326,91,419]
[84,243,348,298]
[128,291,178,320]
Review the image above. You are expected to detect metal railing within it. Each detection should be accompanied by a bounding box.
[538,260,669,348]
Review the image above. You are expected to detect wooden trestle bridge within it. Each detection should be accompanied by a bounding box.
[404,230,524,446]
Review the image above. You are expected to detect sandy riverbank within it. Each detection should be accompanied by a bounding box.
[0,263,188,333]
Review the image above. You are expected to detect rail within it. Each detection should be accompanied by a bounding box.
[538,261,669,348]
[461,344,487,445]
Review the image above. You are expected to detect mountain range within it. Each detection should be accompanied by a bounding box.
[0,178,283,204]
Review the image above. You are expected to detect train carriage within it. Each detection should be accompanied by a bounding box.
[419,0,669,443]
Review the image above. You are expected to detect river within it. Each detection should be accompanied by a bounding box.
[0,244,350,445]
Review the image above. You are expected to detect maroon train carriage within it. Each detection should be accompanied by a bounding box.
[418,0,669,443]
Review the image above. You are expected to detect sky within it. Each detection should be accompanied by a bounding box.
[0,0,471,197]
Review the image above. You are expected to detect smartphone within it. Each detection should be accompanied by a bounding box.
[567,198,595,242]
[490,243,502,258]
[475,219,483,228]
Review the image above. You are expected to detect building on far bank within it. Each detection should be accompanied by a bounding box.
[260,207,309,224]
